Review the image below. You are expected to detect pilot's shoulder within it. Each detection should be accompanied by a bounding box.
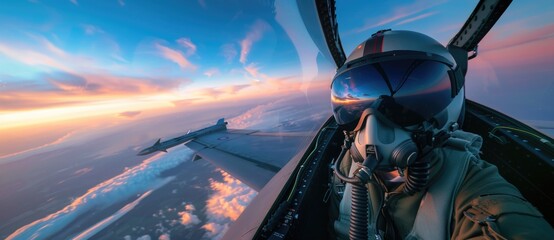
[456,159,522,206]
[452,160,554,239]
[451,159,554,239]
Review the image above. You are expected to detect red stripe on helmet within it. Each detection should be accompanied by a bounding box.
[375,34,384,53]
[363,34,384,55]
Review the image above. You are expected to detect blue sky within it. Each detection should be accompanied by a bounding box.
[0,0,553,129]
[0,0,298,88]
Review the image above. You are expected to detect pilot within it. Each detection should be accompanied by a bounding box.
[328,30,553,239]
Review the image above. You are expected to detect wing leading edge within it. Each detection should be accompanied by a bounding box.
[185,129,314,191]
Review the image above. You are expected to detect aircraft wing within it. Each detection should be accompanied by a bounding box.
[138,118,315,191]
[184,129,314,191]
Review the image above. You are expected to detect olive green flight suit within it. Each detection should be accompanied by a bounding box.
[331,131,554,239]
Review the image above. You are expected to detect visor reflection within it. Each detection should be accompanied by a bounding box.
[331,60,452,126]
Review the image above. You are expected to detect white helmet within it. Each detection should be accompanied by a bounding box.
[331,29,465,131]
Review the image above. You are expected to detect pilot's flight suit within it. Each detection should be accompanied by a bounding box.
[330,130,554,239]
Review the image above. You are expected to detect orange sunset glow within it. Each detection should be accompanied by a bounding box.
[1,0,553,239]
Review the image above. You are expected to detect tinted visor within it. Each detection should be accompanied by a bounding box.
[331,59,453,126]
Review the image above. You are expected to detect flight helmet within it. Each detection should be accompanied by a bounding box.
[331,30,465,132]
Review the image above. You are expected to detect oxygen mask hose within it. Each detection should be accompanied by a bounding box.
[333,131,381,240]
[349,183,369,240]
[349,150,379,240]
[403,130,449,195]
[403,153,432,195]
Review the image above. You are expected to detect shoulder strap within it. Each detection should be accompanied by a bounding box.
[445,130,483,156]
[406,130,482,240]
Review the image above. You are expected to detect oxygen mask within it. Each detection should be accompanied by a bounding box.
[351,107,419,173]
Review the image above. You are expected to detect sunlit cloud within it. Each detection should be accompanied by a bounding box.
[0,43,73,72]
[171,98,203,107]
[0,100,141,130]
[227,89,330,130]
[395,11,437,25]
[241,62,303,92]
[242,63,302,91]
[118,111,142,118]
[1,72,188,111]
[155,43,197,71]
[185,204,195,211]
[6,147,193,240]
[176,37,197,56]
[29,34,68,58]
[72,190,153,240]
[244,62,263,78]
[178,204,201,227]
[0,77,187,129]
[196,88,224,99]
[202,170,257,239]
[49,73,93,92]
[81,24,105,35]
[352,0,446,33]
[0,130,76,160]
[70,0,78,6]
[0,34,119,74]
[220,43,238,63]
[223,84,250,94]
[265,76,300,90]
[193,84,251,99]
[204,68,220,77]
[239,20,270,64]
[202,222,228,240]
[227,100,281,129]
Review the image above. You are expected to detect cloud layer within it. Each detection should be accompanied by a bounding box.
[1,72,187,111]
[7,147,193,240]
[176,38,197,56]
[201,171,257,239]
[178,204,201,227]
[352,0,446,33]
[72,190,155,240]
[155,43,197,71]
[118,111,142,118]
[239,20,270,64]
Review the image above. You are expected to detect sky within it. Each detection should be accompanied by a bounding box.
[1,0,553,136]
[0,0,325,131]
[0,0,553,239]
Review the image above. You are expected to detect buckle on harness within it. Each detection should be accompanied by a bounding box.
[463,207,497,226]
